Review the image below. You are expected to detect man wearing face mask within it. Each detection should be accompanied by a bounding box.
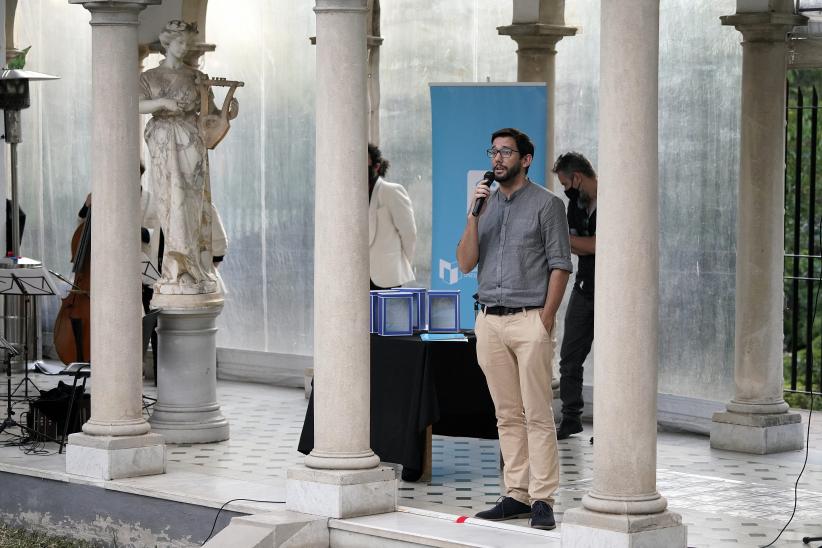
[553,152,598,440]
[368,143,417,290]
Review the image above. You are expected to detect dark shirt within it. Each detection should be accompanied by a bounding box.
[476,181,572,307]
[5,199,25,255]
[567,198,596,294]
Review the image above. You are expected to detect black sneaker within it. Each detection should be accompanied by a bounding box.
[530,501,556,530]
[475,496,531,521]
[556,418,583,440]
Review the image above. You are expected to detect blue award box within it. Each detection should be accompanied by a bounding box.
[369,290,382,333]
[401,288,427,331]
[427,289,460,333]
[376,291,414,336]
[370,290,398,333]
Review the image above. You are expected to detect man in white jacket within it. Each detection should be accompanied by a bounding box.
[368,144,417,289]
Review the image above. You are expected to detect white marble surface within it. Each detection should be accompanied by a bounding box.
[561,522,687,548]
[286,473,396,518]
[331,507,560,547]
[710,420,805,454]
[66,442,166,480]
[288,465,395,485]
[204,509,329,548]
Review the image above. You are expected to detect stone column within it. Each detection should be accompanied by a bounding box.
[499,1,576,393]
[286,0,395,519]
[497,0,576,191]
[562,1,686,545]
[366,0,382,144]
[711,7,806,454]
[66,0,164,481]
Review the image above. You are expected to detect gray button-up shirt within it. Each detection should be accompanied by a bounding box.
[476,181,572,307]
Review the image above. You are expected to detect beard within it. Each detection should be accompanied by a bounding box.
[494,161,521,184]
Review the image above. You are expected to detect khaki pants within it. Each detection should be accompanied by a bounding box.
[475,308,559,505]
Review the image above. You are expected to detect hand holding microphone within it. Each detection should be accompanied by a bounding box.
[471,171,495,217]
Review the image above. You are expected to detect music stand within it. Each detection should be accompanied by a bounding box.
[0,333,21,436]
[0,257,57,400]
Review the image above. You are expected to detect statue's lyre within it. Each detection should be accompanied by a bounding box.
[195,76,244,150]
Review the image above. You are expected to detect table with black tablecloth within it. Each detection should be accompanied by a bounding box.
[298,332,497,481]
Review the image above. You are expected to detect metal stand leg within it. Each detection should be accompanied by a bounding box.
[9,295,40,399]
[0,354,16,435]
[59,365,88,454]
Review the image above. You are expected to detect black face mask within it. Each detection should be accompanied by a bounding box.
[565,184,590,210]
[368,165,379,186]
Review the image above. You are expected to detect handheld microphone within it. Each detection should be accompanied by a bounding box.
[471,171,495,217]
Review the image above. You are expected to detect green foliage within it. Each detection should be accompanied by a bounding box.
[5,46,30,70]
[784,391,822,411]
[0,523,98,547]
[783,331,822,410]
[783,69,822,408]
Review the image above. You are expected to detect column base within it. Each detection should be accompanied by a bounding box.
[561,508,686,548]
[710,410,804,454]
[148,404,230,444]
[286,465,396,518]
[66,432,165,480]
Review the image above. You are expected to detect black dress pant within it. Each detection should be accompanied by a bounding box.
[142,285,158,383]
[559,287,595,418]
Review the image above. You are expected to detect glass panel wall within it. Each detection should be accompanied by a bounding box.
[14,0,743,403]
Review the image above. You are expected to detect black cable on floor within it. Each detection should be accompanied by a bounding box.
[761,214,821,548]
[759,391,814,548]
[201,498,285,546]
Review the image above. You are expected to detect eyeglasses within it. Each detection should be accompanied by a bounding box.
[486,147,519,159]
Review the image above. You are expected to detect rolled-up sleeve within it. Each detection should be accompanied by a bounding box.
[541,196,573,273]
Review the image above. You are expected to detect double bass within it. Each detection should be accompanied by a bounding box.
[53,206,91,364]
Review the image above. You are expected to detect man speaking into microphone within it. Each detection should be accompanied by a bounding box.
[456,128,571,530]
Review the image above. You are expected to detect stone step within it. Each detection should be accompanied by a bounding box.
[329,506,562,548]
[204,506,561,548]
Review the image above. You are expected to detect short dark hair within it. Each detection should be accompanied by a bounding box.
[367,143,390,177]
[552,151,596,178]
[491,128,535,158]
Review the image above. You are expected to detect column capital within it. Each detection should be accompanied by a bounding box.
[498,22,577,52]
[70,0,160,25]
[720,12,807,42]
[314,0,367,14]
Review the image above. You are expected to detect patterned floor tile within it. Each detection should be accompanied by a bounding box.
[2,370,821,547]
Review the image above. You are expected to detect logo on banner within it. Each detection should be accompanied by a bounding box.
[438,259,460,285]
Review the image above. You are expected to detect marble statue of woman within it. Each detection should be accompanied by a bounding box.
[139,20,235,297]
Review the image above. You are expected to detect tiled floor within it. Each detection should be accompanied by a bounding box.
[2,367,822,547]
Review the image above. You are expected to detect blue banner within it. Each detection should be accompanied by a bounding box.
[429,83,548,329]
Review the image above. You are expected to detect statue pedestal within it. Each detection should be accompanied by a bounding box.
[148,293,229,444]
